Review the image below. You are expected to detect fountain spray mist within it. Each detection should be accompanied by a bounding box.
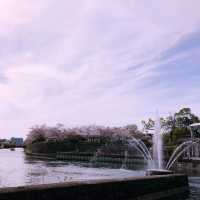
[153,114,163,169]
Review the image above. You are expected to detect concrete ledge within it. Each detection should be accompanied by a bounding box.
[146,169,173,176]
[0,174,189,200]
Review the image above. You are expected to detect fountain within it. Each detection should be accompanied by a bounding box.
[127,138,153,161]
[153,116,163,169]
[146,116,172,175]
[89,119,200,175]
[166,140,198,170]
[146,121,200,175]
[121,115,167,173]
[129,119,200,175]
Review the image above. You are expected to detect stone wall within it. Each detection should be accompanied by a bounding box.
[0,174,189,200]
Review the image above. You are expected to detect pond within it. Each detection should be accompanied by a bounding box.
[0,148,144,187]
[0,148,199,199]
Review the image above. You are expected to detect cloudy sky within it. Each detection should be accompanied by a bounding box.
[0,0,200,138]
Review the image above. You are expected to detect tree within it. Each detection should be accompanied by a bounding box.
[26,125,47,144]
[142,118,155,133]
[175,108,200,128]
[141,108,200,146]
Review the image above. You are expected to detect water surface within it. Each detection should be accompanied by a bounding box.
[0,148,144,187]
[1,148,200,200]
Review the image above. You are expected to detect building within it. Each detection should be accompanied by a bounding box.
[0,139,10,148]
[10,138,24,146]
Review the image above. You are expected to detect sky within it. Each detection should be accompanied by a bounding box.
[0,0,200,139]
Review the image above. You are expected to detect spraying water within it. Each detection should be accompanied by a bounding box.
[153,115,163,169]
[89,121,200,171]
[166,141,198,170]
[127,138,153,161]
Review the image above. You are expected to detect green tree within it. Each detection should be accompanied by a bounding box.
[141,108,200,145]
[175,108,200,128]
[141,118,155,133]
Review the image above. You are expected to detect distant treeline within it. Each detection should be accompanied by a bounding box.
[25,124,142,144]
[25,124,151,154]
[25,107,199,155]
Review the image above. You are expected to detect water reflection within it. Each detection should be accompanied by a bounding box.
[0,148,144,187]
[1,148,200,199]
